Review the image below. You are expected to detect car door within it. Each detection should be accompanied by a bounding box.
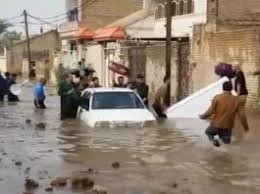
[78,91,92,125]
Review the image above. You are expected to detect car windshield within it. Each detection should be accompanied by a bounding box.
[92,92,145,110]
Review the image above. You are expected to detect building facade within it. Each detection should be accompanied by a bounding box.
[190,0,260,108]
[8,30,61,83]
[58,0,143,69]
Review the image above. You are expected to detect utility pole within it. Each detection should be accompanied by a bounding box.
[23,10,32,78]
[165,0,172,105]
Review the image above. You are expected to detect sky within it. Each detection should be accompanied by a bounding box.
[0,0,65,35]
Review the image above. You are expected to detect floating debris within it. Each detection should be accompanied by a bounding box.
[15,161,22,166]
[35,123,46,130]
[25,178,39,189]
[25,119,31,124]
[71,175,94,189]
[50,177,67,187]
[92,185,107,194]
[45,187,53,192]
[111,162,120,169]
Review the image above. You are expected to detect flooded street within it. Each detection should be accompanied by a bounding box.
[1,87,260,194]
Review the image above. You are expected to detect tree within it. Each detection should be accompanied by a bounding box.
[0,19,11,35]
[0,30,22,49]
[0,19,21,49]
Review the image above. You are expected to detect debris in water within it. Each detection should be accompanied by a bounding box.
[15,161,22,166]
[24,167,31,174]
[71,175,94,189]
[92,185,107,194]
[35,123,46,130]
[2,152,7,156]
[172,182,178,188]
[111,162,120,169]
[25,178,39,189]
[25,119,31,124]
[50,177,67,187]
[45,187,53,192]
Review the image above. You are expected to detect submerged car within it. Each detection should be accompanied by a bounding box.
[77,88,156,128]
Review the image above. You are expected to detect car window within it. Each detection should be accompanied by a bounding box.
[80,92,91,111]
[92,92,145,110]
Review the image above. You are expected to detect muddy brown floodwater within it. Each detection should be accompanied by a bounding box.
[1,86,260,194]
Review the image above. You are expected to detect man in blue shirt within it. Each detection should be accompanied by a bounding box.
[33,78,47,109]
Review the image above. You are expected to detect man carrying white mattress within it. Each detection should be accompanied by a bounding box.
[199,81,249,147]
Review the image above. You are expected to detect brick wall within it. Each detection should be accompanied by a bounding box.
[191,24,260,108]
[207,0,260,23]
[80,0,143,30]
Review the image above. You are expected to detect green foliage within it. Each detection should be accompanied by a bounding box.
[0,30,22,48]
[0,19,21,48]
[0,19,11,35]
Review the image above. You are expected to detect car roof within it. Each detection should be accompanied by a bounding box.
[82,87,134,94]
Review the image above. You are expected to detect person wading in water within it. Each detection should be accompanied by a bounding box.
[200,81,249,147]
[33,78,47,109]
[58,74,79,120]
[152,76,170,118]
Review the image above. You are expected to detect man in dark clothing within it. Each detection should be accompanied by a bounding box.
[113,76,126,88]
[130,74,149,107]
[91,77,102,88]
[152,76,170,118]
[200,81,249,147]
[233,62,249,130]
[58,74,80,120]
[0,72,7,102]
[5,72,11,90]
[8,73,19,102]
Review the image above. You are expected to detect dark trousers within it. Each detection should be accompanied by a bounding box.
[34,99,46,109]
[60,96,79,120]
[152,102,167,118]
[0,95,4,102]
[205,125,231,144]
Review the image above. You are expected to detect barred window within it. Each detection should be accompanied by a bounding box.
[155,4,165,19]
[179,0,184,15]
[187,0,193,14]
[171,1,177,16]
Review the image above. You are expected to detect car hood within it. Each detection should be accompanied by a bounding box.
[90,109,156,123]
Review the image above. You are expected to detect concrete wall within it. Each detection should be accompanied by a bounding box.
[80,0,143,30]
[145,42,190,104]
[0,48,7,73]
[191,24,260,108]
[8,31,61,79]
[85,44,104,84]
[154,0,207,37]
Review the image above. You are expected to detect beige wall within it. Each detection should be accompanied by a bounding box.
[145,42,190,104]
[85,44,104,84]
[7,31,61,81]
[80,0,143,30]
[191,24,260,108]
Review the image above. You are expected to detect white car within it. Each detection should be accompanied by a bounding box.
[77,88,156,128]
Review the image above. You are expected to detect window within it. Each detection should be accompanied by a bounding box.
[155,4,165,19]
[81,92,91,111]
[171,1,177,16]
[179,0,184,15]
[187,0,193,14]
[92,92,144,110]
